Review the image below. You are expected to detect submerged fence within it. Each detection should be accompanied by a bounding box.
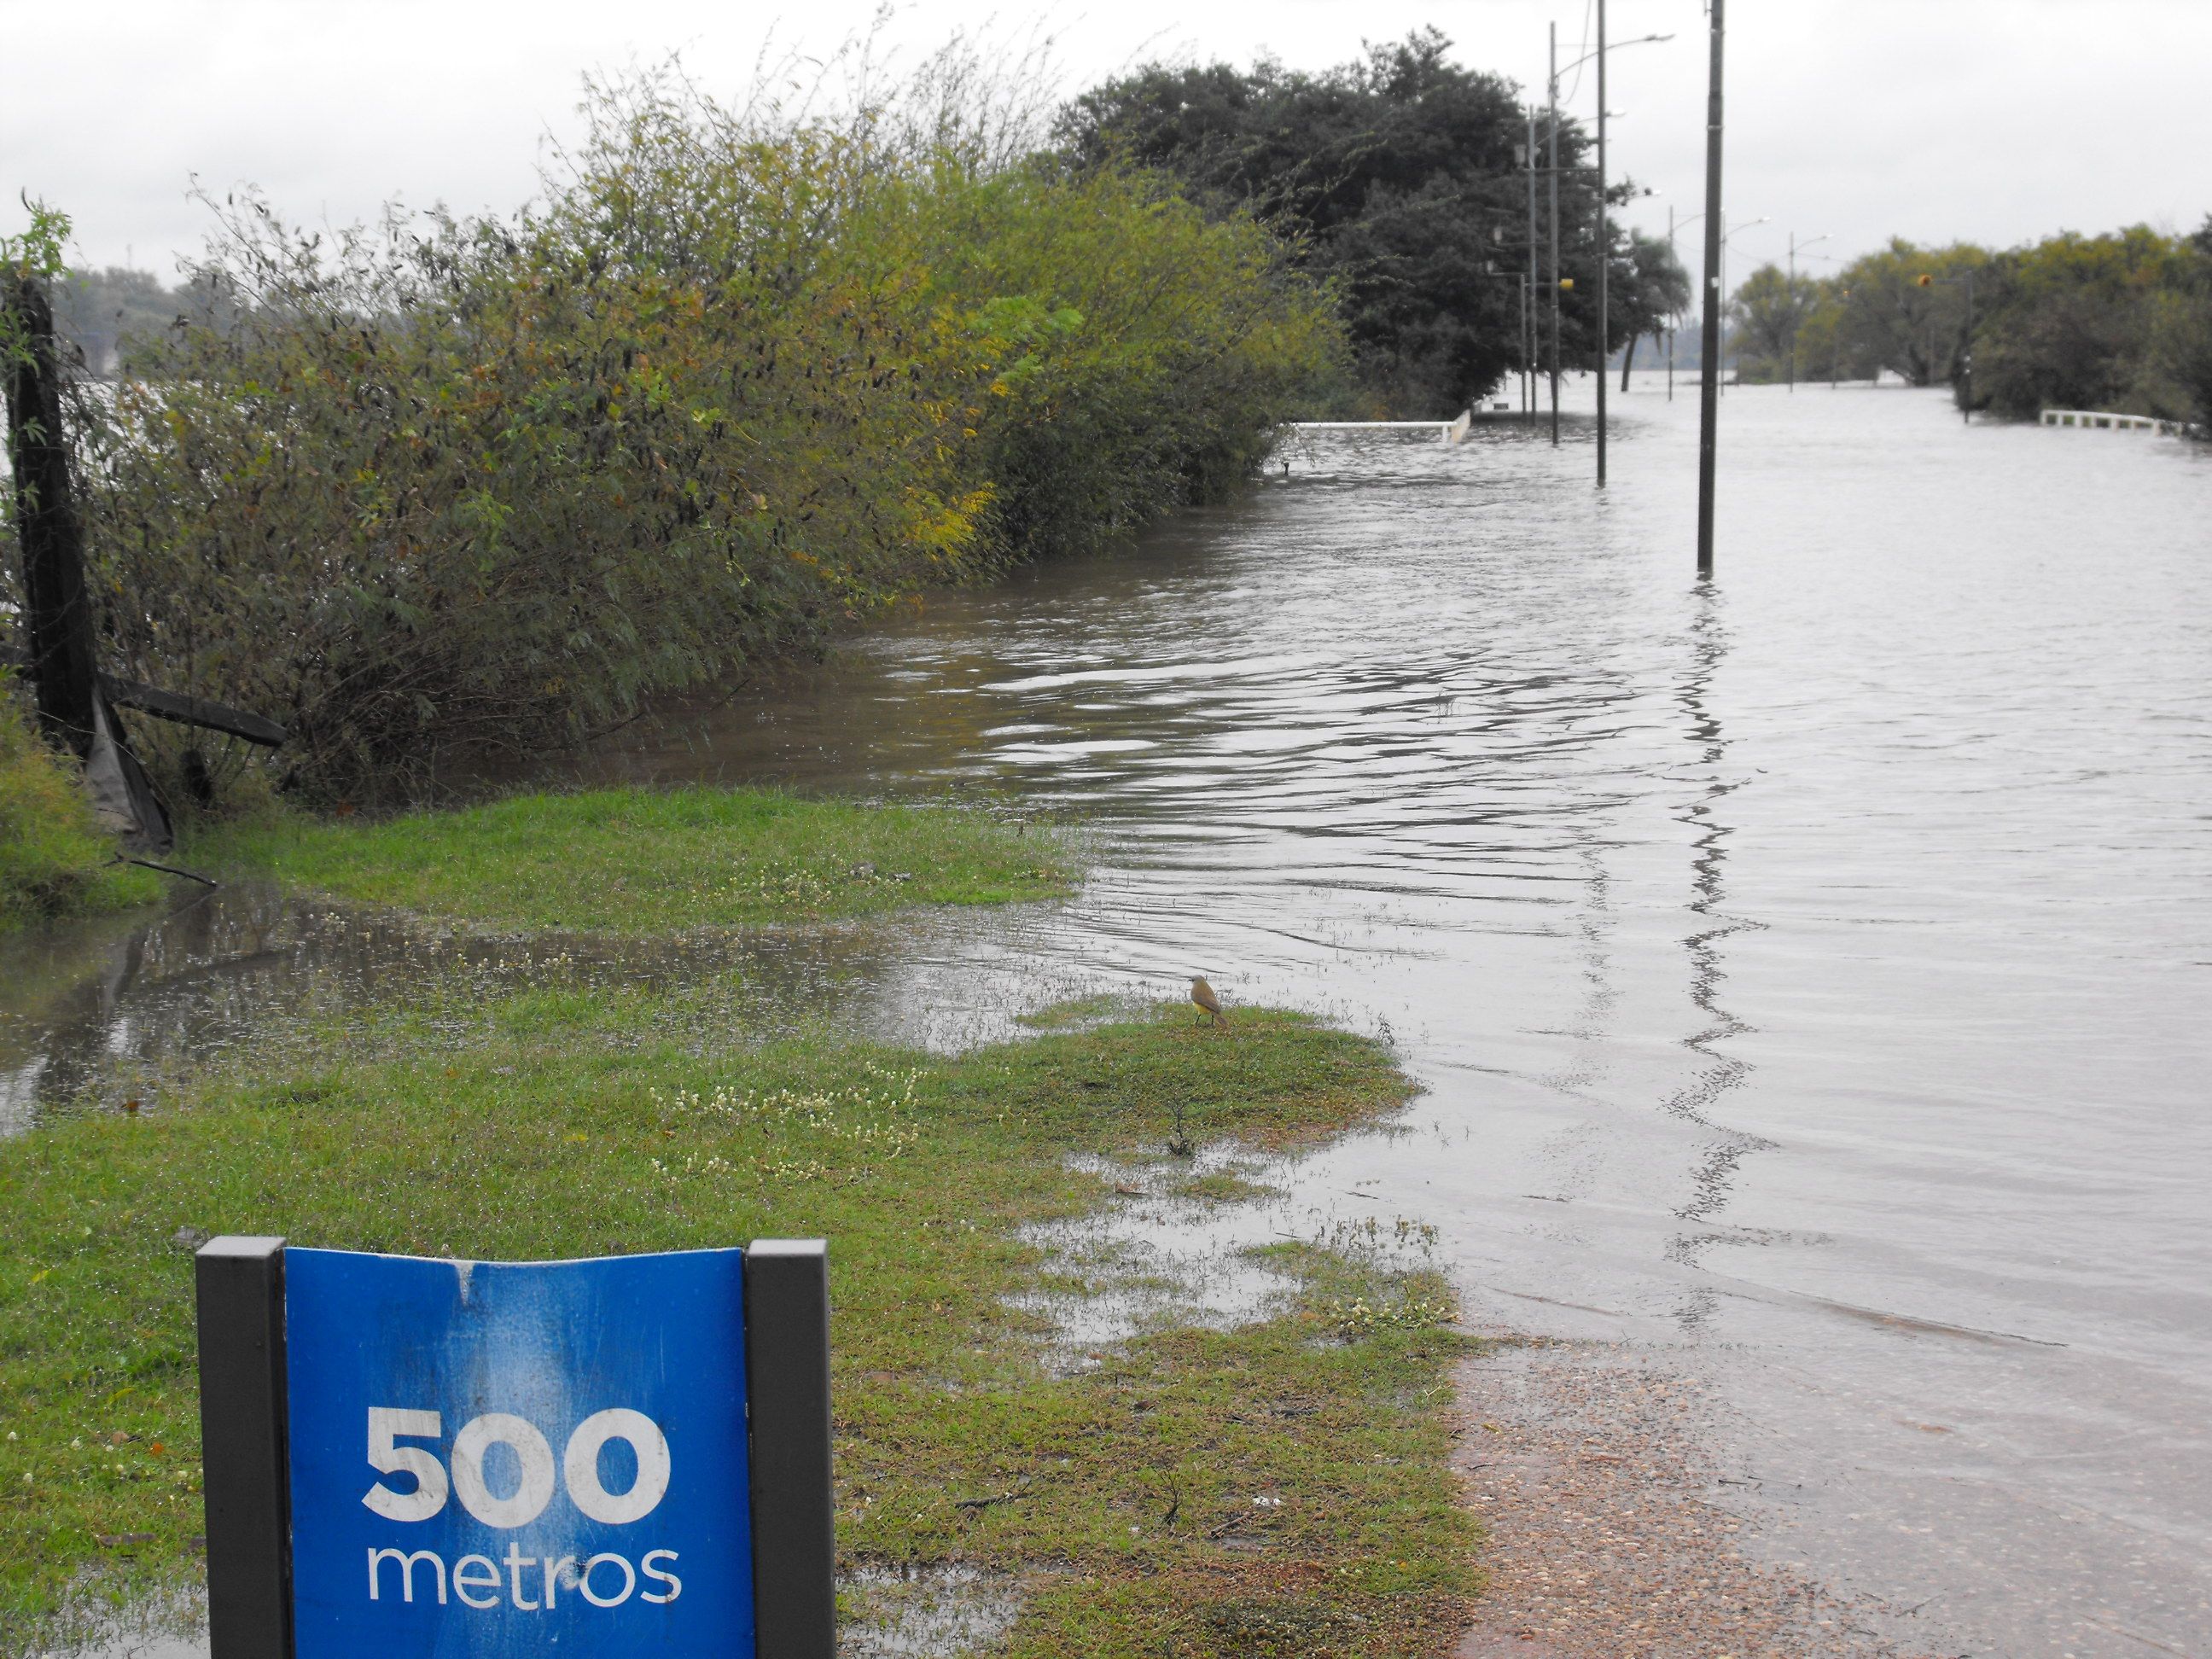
[2039,408,2195,437]
[1289,410,1474,446]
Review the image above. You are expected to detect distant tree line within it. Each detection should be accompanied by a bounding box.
[1727,222,2212,427]
[45,266,235,377]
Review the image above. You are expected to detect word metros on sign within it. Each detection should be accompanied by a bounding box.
[282,1247,754,1656]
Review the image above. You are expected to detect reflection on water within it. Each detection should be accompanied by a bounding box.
[6,375,2209,1655]
[1661,587,1766,1316]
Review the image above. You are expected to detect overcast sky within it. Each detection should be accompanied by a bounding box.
[8,1,2209,282]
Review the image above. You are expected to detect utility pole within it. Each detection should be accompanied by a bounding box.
[1784,231,1830,392]
[1959,269,1976,424]
[1595,0,1609,486]
[1667,206,1678,403]
[1696,0,1725,579]
[1526,114,1540,429]
[1548,23,1562,448]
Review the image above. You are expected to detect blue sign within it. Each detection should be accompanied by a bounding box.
[282,1247,754,1658]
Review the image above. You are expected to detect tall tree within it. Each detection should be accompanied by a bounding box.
[1972,225,2186,418]
[1059,31,1643,416]
[1822,239,1988,387]
[1726,263,1820,382]
[1615,230,1691,386]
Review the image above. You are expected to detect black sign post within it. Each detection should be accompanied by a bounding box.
[195,1237,293,1659]
[195,1237,834,1659]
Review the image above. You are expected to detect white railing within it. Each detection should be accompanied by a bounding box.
[1290,409,1473,446]
[2040,408,2193,436]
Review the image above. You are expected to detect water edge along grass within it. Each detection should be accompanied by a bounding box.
[0,994,1479,1655]
[187,786,1075,934]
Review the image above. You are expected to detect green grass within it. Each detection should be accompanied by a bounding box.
[0,686,164,931]
[0,993,1476,1655]
[188,786,1072,933]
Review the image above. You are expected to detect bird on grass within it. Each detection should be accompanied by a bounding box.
[1189,975,1227,1029]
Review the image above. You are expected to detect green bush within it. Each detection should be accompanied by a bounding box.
[1971,226,2191,420]
[40,62,1338,809]
[0,680,162,928]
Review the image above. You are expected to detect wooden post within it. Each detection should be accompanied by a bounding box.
[3,273,101,757]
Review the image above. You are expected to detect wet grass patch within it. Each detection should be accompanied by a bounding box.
[1170,1167,1283,1205]
[0,998,1475,1653]
[0,686,165,932]
[189,785,1073,934]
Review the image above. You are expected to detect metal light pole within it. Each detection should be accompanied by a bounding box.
[1596,0,1609,486]
[1787,230,1830,392]
[1525,117,1540,428]
[1547,23,1562,448]
[1553,20,1668,479]
[1960,269,1975,423]
[1669,206,1693,403]
[1696,0,1725,579]
[1717,213,1768,399]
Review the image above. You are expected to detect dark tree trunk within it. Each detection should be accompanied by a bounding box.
[3,274,100,758]
[1620,333,1639,392]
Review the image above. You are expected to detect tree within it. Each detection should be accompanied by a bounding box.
[1971,225,2186,419]
[1824,239,1988,387]
[2160,218,2212,430]
[49,267,183,376]
[1726,263,1819,383]
[1615,230,1691,387]
[1059,30,1640,416]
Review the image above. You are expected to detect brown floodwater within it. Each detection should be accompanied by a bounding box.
[5,374,2208,1655]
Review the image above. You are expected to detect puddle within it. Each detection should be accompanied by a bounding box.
[1011,1141,1442,1374]
[16,1588,203,1659]
[840,1564,1023,1658]
[0,880,1102,1135]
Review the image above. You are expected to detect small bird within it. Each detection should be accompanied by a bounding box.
[1189,975,1226,1029]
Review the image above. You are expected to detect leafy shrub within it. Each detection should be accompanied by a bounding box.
[1971,226,2191,420]
[36,60,1338,807]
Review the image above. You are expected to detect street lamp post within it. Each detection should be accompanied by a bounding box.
[1596,0,1609,485]
[1548,23,1563,448]
[1551,15,1670,485]
[1717,213,1769,396]
[1918,269,1979,423]
[1668,207,1708,404]
[1668,205,1678,402]
[1787,230,1830,392]
[1525,118,1540,428]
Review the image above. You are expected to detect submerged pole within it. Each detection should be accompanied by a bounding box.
[1596,0,1610,487]
[1548,24,1562,448]
[1668,205,1677,404]
[1696,0,1726,579]
[1526,114,1540,429]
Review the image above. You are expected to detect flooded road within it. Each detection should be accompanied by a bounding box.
[7,375,2209,1654]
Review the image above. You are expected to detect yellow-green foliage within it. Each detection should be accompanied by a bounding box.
[0,683,161,928]
[53,67,1341,806]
